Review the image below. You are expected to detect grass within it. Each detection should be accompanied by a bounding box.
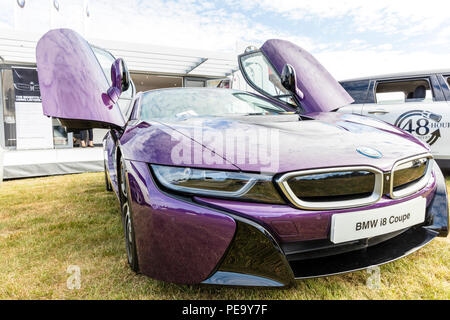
[0,172,448,300]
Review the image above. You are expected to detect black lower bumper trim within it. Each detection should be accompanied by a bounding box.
[290,226,437,278]
[203,218,295,287]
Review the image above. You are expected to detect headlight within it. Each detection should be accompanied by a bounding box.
[151,165,285,204]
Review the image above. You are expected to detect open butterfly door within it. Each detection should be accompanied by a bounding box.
[36,28,126,129]
[238,39,354,114]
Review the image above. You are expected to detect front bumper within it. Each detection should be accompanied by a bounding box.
[202,166,448,286]
[126,160,448,287]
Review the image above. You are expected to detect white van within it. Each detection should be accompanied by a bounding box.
[338,70,450,169]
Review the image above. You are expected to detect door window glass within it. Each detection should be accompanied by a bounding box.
[375,79,433,104]
[446,76,449,88]
[91,46,133,100]
[92,46,135,116]
[129,97,141,120]
[240,52,296,106]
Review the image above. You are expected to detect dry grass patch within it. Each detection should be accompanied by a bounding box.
[0,172,448,299]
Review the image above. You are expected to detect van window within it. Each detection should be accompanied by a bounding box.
[340,80,370,104]
[375,79,433,104]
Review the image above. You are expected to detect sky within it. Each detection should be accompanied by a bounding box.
[1,0,450,79]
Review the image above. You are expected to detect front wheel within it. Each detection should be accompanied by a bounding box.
[104,163,112,191]
[119,157,139,272]
[122,201,139,272]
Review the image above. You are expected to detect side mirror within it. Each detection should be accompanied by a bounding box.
[280,64,304,100]
[104,58,130,108]
[112,58,130,93]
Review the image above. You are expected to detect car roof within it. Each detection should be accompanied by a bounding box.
[340,69,450,82]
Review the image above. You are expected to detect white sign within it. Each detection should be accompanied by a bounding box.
[330,196,426,244]
[15,102,53,150]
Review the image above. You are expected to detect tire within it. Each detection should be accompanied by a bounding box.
[118,156,139,272]
[119,156,128,204]
[104,163,112,191]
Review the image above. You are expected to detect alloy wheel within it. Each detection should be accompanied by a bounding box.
[123,202,134,265]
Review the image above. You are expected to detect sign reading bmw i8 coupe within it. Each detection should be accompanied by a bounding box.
[36,29,448,287]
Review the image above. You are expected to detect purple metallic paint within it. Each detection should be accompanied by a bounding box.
[36,29,125,128]
[35,28,448,285]
[105,58,124,108]
[113,113,435,282]
[119,120,240,171]
[110,59,123,93]
[261,39,354,113]
[133,112,430,174]
[125,160,236,284]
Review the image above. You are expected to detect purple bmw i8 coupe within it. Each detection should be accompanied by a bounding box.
[36,29,448,287]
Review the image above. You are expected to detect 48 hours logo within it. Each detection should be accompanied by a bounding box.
[394,110,447,146]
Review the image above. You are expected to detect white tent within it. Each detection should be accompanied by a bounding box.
[0,29,240,179]
[0,29,238,77]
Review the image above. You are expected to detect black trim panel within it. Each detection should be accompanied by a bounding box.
[290,226,437,278]
[203,220,294,287]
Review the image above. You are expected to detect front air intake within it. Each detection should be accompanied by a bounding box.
[276,166,384,210]
[390,154,433,199]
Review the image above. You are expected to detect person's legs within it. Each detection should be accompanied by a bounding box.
[88,129,94,147]
[80,130,87,147]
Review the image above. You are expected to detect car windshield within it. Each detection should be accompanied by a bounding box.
[140,88,291,121]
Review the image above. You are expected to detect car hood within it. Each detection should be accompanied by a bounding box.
[121,113,429,174]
